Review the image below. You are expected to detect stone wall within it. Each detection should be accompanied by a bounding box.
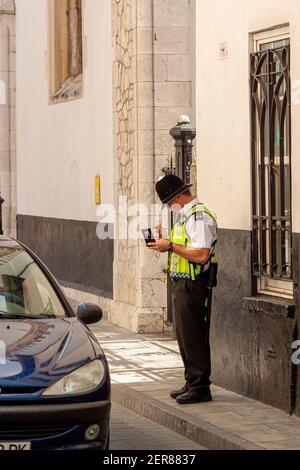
[0,0,16,236]
[112,0,138,307]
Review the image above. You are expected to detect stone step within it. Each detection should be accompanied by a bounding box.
[112,383,264,451]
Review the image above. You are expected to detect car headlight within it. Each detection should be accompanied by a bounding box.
[42,360,105,397]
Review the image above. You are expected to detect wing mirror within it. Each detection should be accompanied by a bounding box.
[77,303,103,325]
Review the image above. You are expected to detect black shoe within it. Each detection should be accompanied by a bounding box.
[176,390,212,405]
[170,386,188,400]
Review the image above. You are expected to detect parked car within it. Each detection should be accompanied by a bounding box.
[0,236,110,451]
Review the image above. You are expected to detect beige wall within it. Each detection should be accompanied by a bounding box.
[16,0,113,222]
[196,0,300,232]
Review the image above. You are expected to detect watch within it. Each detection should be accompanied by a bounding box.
[168,242,174,254]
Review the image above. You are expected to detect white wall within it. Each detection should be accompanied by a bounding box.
[196,0,300,232]
[16,0,113,222]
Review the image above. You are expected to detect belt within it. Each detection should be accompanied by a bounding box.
[170,271,209,281]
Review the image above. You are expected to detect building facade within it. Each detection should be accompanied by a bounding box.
[196,0,300,414]
[110,0,195,332]
[0,0,16,237]
[13,0,300,415]
[16,0,114,298]
[15,0,196,334]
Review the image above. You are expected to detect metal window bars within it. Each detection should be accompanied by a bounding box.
[250,45,292,280]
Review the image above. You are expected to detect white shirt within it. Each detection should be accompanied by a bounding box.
[181,198,217,249]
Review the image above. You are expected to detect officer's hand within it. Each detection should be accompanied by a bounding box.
[147,239,169,253]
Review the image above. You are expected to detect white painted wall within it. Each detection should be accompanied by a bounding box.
[196,0,300,232]
[16,0,113,222]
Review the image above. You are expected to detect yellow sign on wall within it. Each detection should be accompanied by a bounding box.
[95,176,101,205]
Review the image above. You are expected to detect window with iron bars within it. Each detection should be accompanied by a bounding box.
[250,28,292,299]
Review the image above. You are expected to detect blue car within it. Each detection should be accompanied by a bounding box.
[0,236,111,451]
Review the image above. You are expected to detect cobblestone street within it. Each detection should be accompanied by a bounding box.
[110,403,206,451]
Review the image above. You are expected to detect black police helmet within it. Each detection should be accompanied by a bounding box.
[156,175,193,204]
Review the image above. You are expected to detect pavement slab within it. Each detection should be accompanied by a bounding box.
[111,403,206,450]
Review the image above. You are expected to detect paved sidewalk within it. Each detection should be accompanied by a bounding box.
[111,403,206,450]
[70,299,300,450]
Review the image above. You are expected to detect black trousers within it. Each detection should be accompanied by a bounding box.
[173,279,211,392]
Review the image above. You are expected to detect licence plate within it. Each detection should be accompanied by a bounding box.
[0,442,31,451]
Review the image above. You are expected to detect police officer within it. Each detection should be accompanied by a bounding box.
[148,175,217,405]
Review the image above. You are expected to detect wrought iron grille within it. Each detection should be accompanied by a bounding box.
[250,44,292,280]
[162,157,176,324]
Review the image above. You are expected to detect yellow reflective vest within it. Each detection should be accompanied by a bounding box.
[169,203,217,281]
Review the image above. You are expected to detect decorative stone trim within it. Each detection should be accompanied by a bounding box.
[243,296,295,319]
[50,74,83,104]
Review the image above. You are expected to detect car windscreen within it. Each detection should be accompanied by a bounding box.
[0,247,67,319]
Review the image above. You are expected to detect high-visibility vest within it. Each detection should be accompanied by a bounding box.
[169,203,217,281]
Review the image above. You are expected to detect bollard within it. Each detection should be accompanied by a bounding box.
[169,115,196,185]
[164,116,196,325]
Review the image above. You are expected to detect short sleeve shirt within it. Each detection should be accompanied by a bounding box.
[181,198,217,249]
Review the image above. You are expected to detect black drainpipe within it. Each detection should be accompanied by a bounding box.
[0,194,4,235]
[290,317,298,415]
